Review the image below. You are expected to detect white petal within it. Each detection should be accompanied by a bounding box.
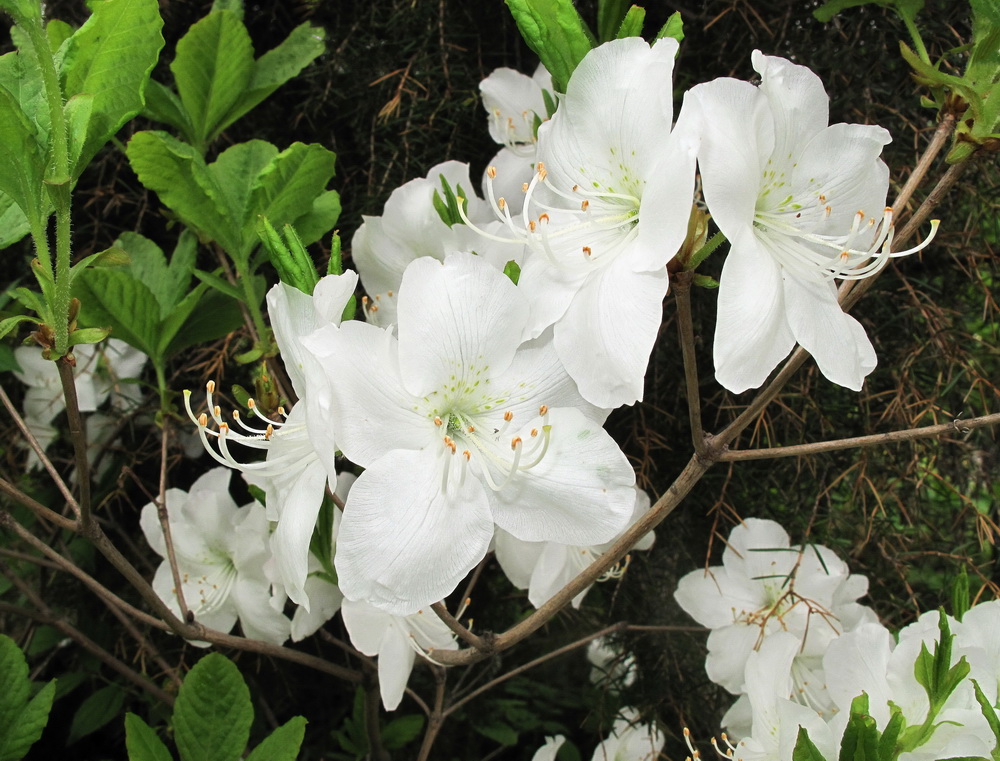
[554,258,668,408]
[231,576,291,645]
[480,67,547,146]
[491,407,635,546]
[714,230,797,393]
[752,51,830,159]
[376,626,417,711]
[781,272,876,390]
[707,625,765,694]
[493,528,544,590]
[341,597,393,655]
[395,252,528,397]
[482,147,536,216]
[335,449,495,615]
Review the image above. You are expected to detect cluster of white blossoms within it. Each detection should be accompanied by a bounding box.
[152,33,940,717]
[676,520,1000,760]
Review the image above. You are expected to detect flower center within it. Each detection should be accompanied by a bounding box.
[461,162,642,273]
[431,403,553,494]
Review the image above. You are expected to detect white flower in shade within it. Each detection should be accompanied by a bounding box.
[674,518,875,725]
[13,339,148,469]
[531,735,566,761]
[590,707,664,761]
[340,598,456,711]
[587,637,637,690]
[728,632,837,761]
[303,251,636,615]
[685,51,937,393]
[824,614,996,760]
[185,273,357,610]
[139,467,290,645]
[351,161,522,326]
[495,486,654,609]
[480,64,553,217]
[471,37,698,409]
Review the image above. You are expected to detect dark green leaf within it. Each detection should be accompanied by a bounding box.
[173,653,252,761]
[0,192,31,248]
[0,313,37,340]
[292,189,341,246]
[251,142,337,242]
[381,714,424,750]
[793,726,829,761]
[171,10,253,150]
[475,722,519,746]
[72,269,161,356]
[68,684,124,745]
[207,139,279,237]
[813,0,884,23]
[0,85,45,229]
[503,259,521,285]
[597,0,629,42]
[245,717,307,761]
[60,0,165,178]
[211,0,244,19]
[0,634,55,761]
[142,80,193,136]
[0,344,21,372]
[124,713,174,761]
[159,286,242,359]
[972,679,1000,747]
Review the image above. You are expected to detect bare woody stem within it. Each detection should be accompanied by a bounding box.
[672,271,707,457]
[431,601,490,651]
[415,667,447,761]
[56,359,91,528]
[720,412,1000,462]
[155,423,190,622]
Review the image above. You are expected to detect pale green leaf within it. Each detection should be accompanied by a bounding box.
[60,0,165,178]
[72,268,162,357]
[0,85,45,228]
[68,684,125,745]
[124,713,174,761]
[142,79,193,136]
[171,10,253,150]
[0,192,30,248]
[126,131,238,253]
[217,22,325,136]
[504,0,594,92]
[597,0,629,42]
[615,6,645,39]
[45,19,74,52]
[173,653,252,761]
[250,142,336,239]
[656,11,684,42]
[114,231,196,318]
[245,717,306,761]
[206,139,280,237]
[0,48,49,141]
[65,92,94,170]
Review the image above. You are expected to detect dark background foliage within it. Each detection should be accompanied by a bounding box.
[1,0,998,759]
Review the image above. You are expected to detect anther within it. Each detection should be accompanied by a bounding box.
[434,416,443,426]
[511,436,522,450]
[247,398,256,410]
[467,425,475,433]
[530,428,538,437]
[538,405,548,416]
[503,411,513,422]
[539,213,550,223]
[581,200,589,211]
[463,450,471,460]
[521,182,529,193]
[582,246,592,257]
[198,413,208,426]
[213,405,221,418]
[537,161,547,180]
[207,380,216,393]
[219,422,230,435]
[498,197,506,210]
[487,165,497,179]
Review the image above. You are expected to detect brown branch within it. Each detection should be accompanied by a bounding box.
[720,412,1000,462]
[155,423,190,622]
[430,602,490,652]
[0,383,81,520]
[673,271,708,457]
[415,666,447,761]
[56,358,91,527]
[0,477,77,531]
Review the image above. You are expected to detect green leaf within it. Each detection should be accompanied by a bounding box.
[73,269,161,356]
[68,326,111,346]
[257,218,319,294]
[839,693,880,761]
[878,710,904,760]
[381,714,425,750]
[113,230,197,318]
[159,284,242,359]
[245,716,307,761]
[615,6,644,39]
[0,84,45,229]
[173,653,253,761]
[792,726,829,761]
[207,139,280,237]
[192,269,243,301]
[0,634,55,761]
[0,192,31,248]
[291,189,341,246]
[45,19,74,52]
[504,0,594,93]
[656,11,684,42]
[475,722,519,747]
[972,680,1000,751]
[142,79,193,136]
[597,0,629,42]
[250,142,337,242]
[171,10,254,150]
[68,684,125,745]
[124,713,174,761]
[503,259,521,285]
[0,344,21,372]
[813,0,884,23]
[60,0,165,178]
[127,131,238,253]
[217,23,325,137]
[0,313,37,341]
[952,567,971,622]
[0,0,40,24]
[211,0,244,19]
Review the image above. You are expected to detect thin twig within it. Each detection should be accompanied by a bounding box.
[56,358,91,527]
[0,477,77,531]
[155,423,190,622]
[891,112,957,218]
[415,666,448,761]
[0,383,81,520]
[720,412,1000,462]
[673,271,707,457]
[364,673,391,761]
[431,602,490,652]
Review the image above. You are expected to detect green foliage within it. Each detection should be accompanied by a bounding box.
[332,688,425,760]
[952,567,971,621]
[793,726,829,761]
[504,259,522,285]
[0,634,56,761]
[257,218,320,295]
[127,133,339,268]
[432,174,469,228]
[68,683,125,745]
[839,693,880,760]
[146,8,324,153]
[504,0,595,93]
[60,0,164,179]
[615,6,645,39]
[656,11,684,42]
[597,0,630,42]
[126,653,306,761]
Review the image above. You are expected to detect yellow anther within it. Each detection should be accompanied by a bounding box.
[511,436,522,450]
[503,410,514,422]
[487,165,497,179]
[434,416,443,426]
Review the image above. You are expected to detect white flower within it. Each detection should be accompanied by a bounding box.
[587,637,637,690]
[730,632,836,761]
[481,63,553,154]
[590,707,663,761]
[139,467,290,645]
[472,37,697,409]
[340,598,456,711]
[494,486,654,609]
[184,273,357,610]
[303,251,637,615]
[685,51,937,393]
[532,735,566,761]
[351,161,521,326]
[674,518,875,722]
